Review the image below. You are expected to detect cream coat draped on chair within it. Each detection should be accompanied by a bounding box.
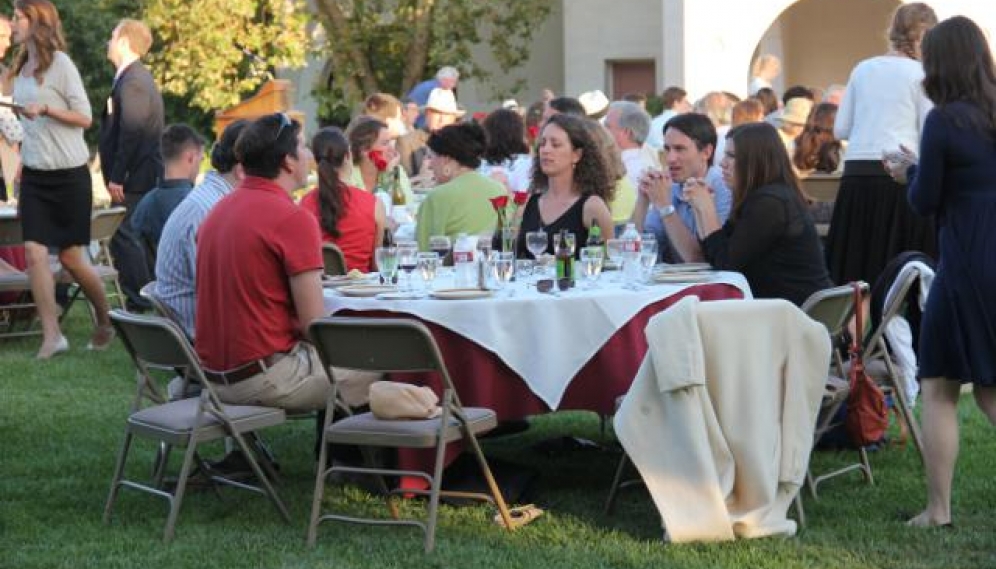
[614,297,830,543]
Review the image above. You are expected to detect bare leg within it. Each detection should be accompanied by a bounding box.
[909,377,961,527]
[24,241,63,358]
[58,246,113,346]
[973,385,996,426]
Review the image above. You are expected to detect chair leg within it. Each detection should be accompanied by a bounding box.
[858,446,874,485]
[163,437,200,542]
[604,452,630,515]
[424,404,453,554]
[103,431,134,523]
[462,424,513,531]
[793,491,806,529]
[152,443,172,488]
[230,431,291,523]
[307,430,332,547]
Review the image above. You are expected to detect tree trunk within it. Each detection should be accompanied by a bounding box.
[401,0,435,95]
[314,0,380,98]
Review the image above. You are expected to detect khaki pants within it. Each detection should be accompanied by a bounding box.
[213,342,379,412]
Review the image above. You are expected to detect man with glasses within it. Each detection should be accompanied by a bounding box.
[194,114,331,412]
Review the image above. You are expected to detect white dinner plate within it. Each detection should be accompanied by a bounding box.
[338,284,398,297]
[654,263,713,274]
[430,288,493,300]
[323,275,377,288]
[376,291,427,300]
[652,272,716,284]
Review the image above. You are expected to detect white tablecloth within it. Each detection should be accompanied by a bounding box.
[324,271,751,409]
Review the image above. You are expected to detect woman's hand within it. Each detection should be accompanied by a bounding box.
[682,178,715,213]
[18,103,46,121]
[883,144,917,184]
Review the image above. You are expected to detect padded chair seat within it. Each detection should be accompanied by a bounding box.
[328,407,497,448]
[129,398,286,444]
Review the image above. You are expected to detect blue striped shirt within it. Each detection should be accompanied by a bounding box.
[154,171,234,339]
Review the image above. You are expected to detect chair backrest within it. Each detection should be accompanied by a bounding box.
[309,316,445,375]
[139,281,191,341]
[799,173,841,203]
[322,243,347,277]
[0,216,22,246]
[863,268,919,355]
[801,282,867,339]
[90,207,127,265]
[110,309,205,381]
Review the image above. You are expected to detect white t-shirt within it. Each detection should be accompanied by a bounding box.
[479,154,533,193]
[834,55,932,162]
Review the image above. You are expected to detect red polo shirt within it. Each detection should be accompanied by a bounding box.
[195,176,323,371]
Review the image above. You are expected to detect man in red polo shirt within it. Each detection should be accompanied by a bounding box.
[195,113,330,411]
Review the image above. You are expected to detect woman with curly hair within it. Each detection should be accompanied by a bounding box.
[299,127,386,272]
[515,113,614,258]
[8,0,112,358]
[793,103,843,175]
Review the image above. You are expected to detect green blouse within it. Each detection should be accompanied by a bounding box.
[415,171,506,250]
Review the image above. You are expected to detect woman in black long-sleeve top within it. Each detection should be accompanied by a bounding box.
[683,122,831,306]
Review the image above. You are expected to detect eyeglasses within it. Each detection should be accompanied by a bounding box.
[272,112,291,143]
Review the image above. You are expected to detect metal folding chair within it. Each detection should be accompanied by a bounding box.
[62,207,127,322]
[103,310,290,542]
[307,316,515,553]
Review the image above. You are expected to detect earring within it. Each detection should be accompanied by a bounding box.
[443,166,453,178]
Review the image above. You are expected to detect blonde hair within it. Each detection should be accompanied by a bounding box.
[888,2,938,60]
[751,54,781,78]
[116,19,153,57]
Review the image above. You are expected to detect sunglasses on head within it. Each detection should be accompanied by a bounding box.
[272,112,292,142]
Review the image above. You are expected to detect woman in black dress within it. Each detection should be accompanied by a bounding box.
[9,0,112,358]
[885,16,996,528]
[515,113,614,258]
[684,122,831,306]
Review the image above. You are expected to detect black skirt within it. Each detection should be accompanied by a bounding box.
[19,165,92,248]
[825,160,937,286]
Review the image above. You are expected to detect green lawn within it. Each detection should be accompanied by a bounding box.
[2,306,994,569]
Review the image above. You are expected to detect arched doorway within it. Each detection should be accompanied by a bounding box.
[752,0,901,95]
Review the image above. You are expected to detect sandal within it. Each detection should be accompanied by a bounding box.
[36,335,69,360]
[87,325,116,351]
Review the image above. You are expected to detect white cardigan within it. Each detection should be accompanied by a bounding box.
[614,297,831,543]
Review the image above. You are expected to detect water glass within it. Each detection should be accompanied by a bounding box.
[374,246,398,285]
[490,251,515,291]
[605,238,624,278]
[640,237,658,275]
[416,251,440,290]
[428,234,451,264]
[579,246,604,289]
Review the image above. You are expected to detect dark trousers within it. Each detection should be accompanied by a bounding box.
[110,192,153,311]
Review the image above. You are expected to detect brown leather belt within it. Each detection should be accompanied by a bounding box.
[204,352,287,385]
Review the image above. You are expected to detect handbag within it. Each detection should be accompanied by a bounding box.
[845,281,890,446]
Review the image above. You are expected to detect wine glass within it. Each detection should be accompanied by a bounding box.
[416,251,439,291]
[579,246,604,289]
[397,241,419,292]
[374,246,398,286]
[428,235,451,265]
[490,251,515,293]
[525,230,548,262]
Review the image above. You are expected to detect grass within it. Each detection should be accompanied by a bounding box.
[2,306,995,569]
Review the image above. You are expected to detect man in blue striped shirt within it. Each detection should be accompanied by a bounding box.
[153,120,248,339]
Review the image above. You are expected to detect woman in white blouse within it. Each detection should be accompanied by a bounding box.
[8,0,112,359]
[826,2,938,288]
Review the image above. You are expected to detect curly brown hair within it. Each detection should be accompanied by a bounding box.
[530,113,615,203]
[10,0,67,82]
[792,103,842,173]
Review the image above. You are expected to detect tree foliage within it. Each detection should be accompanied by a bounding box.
[310,0,554,121]
[143,0,309,112]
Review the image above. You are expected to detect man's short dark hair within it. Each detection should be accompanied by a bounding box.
[663,112,718,166]
[661,86,687,109]
[548,96,586,117]
[235,113,302,180]
[782,85,815,105]
[160,123,205,163]
[211,119,248,173]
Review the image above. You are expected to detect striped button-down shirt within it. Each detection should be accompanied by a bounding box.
[154,171,234,339]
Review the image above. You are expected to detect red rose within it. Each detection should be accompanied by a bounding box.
[490,195,509,210]
[512,191,529,205]
[527,125,539,140]
[367,149,389,172]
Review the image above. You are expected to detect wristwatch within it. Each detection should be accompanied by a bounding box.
[656,204,676,218]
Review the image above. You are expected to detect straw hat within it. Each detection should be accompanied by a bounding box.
[425,88,466,116]
[780,97,813,126]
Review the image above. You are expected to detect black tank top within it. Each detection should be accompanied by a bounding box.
[515,193,592,259]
